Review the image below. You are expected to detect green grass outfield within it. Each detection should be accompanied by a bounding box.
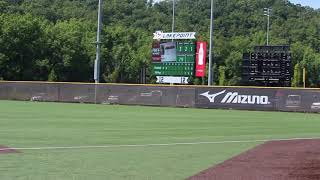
[0,100,320,180]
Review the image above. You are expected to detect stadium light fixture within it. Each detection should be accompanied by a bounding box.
[172,0,175,41]
[263,8,272,46]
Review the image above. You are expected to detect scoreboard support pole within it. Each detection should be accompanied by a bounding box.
[303,68,306,88]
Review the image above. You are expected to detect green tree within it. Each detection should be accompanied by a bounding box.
[300,47,320,87]
[1,0,320,85]
[292,63,302,87]
[218,65,226,86]
[0,13,48,80]
[225,51,242,85]
[101,26,152,83]
[45,19,96,82]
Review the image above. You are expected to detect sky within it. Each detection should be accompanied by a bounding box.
[289,0,320,9]
[153,0,320,9]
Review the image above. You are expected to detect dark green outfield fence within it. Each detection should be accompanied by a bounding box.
[0,81,320,113]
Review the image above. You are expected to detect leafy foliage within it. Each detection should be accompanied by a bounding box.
[0,0,320,87]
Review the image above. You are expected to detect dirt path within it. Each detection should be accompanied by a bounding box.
[188,139,320,180]
[0,145,19,154]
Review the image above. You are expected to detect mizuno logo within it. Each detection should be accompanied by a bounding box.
[200,90,270,105]
[200,90,226,103]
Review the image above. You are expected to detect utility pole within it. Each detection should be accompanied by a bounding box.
[208,0,214,86]
[94,0,103,83]
[264,8,272,46]
[94,0,103,104]
[172,0,175,42]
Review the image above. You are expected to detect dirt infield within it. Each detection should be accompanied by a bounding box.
[0,145,19,154]
[188,139,320,180]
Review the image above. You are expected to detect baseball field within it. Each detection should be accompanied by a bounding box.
[0,100,320,180]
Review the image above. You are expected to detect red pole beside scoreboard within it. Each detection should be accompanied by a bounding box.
[195,41,207,77]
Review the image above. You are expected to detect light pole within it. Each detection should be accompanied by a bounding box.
[208,0,214,86]
[94,0,103,83]
[264,8,272,46]
[172,0,175,41]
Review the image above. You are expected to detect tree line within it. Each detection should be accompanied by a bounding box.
[0,0,320,87]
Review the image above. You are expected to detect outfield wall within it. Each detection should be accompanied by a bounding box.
[0,81,319,113]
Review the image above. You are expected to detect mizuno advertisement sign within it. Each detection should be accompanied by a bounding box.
[196,88,276,110]
[200,90,270,105]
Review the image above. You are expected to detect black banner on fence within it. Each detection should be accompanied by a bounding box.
[0,82,319,113]
[195,87,320,113]
[97,85,195,107]
[195,87,277,111]
[274,89,320,113]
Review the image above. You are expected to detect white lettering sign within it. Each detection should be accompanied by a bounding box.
[200,90,271,105]
[153,31,196,40]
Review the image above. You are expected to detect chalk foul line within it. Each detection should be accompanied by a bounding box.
[1,137,320,151]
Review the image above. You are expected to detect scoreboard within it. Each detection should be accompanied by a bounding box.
[152,41,196,77]
[242,45,292,87]
[151,31,207,84]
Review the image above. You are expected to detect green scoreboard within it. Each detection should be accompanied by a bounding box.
[152,41,196,76]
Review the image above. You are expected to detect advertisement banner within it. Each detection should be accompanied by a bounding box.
[195,87,277,110]
[195,42,207,77]
[152,41,161,62]
[273,89,320,112]
[160,42,176,62]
